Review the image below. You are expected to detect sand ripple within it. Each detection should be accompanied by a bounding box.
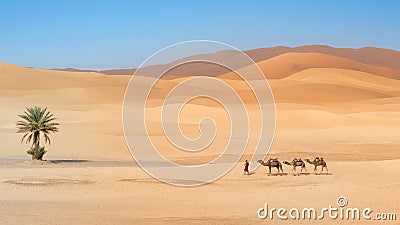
[4,178,95,186]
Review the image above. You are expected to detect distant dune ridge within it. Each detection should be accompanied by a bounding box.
[245,45,400,71]
[53,45,400,77]
[0,45,399,162]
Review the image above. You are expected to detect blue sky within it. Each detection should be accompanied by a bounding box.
[1,0,399,70]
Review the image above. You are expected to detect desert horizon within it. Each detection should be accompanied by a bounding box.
[1,44,399,162]
[0,43,399,224]
[1,1,399,224]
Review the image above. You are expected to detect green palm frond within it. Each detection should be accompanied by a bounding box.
[16,106,59,160]
[27,145,47,160]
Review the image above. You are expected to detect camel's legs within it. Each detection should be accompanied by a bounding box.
[314,166,317,174]
[325,166,329,174]
[301,165,307,174]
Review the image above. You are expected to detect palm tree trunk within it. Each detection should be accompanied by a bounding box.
[33,131,41,160]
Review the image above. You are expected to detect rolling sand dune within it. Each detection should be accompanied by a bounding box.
[0,62,130,160]
[246,45,400,71]
[0,48,399,224]
[262,52,400,79]
[97,45,400,75]
[0,62,129,90]
[219,52,400,80]
[0,57,399,161]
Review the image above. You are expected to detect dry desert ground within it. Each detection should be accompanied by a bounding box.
[0,49,399,224]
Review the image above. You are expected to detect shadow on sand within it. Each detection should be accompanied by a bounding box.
[243,171,256,176]
[267,173,288,176]
[315,173,333,176]
[292,172,311,176]
[50,159,90,164]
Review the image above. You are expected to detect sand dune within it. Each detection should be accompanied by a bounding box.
[219,52,400,80]
[0,51,399,162]
[0,62,129,90]
[246,45,400,71]
[97,45,400,76]
[0,62,130,160]
[263,52,400,79]
[214,69,399,105]
[103,52,400,81]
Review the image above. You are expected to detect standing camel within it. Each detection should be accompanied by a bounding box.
[305,157,328,174]
[283,158,307,175]
[257,158,283,175]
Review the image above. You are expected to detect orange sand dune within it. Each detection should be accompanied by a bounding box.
[99,45,400,76]
[244,45,400,71]
[219,52,400,80]
[0,62,129,90]
[0,58,399,162]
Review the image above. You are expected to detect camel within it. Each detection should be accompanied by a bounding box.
[283,158,307,175]
[257,158,283,175]
[305,157,328,174]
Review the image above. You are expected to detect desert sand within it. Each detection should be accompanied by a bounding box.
[0,159,399,225]
[0,48,399,224]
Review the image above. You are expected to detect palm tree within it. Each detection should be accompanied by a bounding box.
[16,106,59,160]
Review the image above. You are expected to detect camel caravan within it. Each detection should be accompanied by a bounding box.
[254,157,328,176]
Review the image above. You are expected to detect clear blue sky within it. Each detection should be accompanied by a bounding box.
[1,0,399,70]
